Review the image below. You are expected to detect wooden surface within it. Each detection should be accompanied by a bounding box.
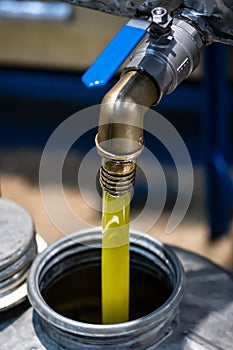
[0,8,127,70]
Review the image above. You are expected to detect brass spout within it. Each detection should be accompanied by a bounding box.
[96,70,159,195]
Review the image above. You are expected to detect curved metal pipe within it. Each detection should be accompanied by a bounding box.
[96,70,159,195]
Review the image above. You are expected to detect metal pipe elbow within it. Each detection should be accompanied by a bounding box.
[96,70,159,161]
[96,70,159,195]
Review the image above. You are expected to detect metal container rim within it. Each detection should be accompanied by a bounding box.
[27,227,185,338]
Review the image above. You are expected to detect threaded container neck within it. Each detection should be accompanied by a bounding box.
[0,199,37,298]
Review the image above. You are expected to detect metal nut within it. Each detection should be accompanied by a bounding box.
[151,7,167,24]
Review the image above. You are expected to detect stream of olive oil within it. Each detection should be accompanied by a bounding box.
[101,190,131,324]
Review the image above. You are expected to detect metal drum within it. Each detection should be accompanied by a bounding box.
[1,227,233,349]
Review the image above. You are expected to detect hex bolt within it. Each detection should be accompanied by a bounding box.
[151,7,168,24]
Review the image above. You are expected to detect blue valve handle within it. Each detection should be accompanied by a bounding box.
[82,19,150,88]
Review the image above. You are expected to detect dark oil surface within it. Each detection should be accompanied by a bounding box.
[42,263,172,324]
